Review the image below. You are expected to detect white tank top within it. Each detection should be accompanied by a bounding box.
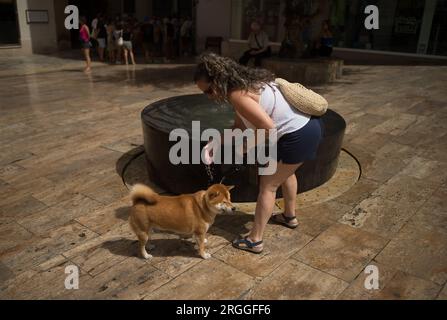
[236,82,311,139]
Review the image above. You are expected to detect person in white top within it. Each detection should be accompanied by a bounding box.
[91,16,98,33]
[195,53,323,254]
[239,21,272,67]
[180,17,193,56]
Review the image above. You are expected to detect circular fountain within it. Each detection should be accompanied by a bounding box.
[142,94,346,202]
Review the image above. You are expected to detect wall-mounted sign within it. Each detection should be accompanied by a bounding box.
[26,10,49,24]
[394,17,419,34]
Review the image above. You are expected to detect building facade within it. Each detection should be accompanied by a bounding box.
[1,0,446,59]
[227,0,447,58]
[0,0,196,54]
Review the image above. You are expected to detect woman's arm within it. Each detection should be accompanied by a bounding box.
[217,112,247,146]
[229,90,275,130]
[233,113,247,130]
[205,91,274,161]
[229,90,276,153]
[252,32,270,54]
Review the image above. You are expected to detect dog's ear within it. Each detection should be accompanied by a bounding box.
[208,191,220,199]
[226,185,235,191]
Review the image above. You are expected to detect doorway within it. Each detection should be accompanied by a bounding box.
[0,0,20,46]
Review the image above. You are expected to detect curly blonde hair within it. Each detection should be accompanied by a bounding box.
[194,53,275,103]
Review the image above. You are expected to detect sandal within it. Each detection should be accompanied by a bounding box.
[270,213,299,229]
[232,236,264,254]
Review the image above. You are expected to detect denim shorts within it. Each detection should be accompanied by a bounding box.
[123,41,133,50]
[80,41,92,49]
[97,38,106,49]
[275,117,324,164]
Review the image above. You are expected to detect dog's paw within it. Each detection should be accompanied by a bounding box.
[195,239,208,249]
[201,252,211,260]
[142,252,153,260]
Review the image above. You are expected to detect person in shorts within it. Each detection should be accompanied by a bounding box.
[96,16,107,62]
[195,53,324,254]
[106,20,117,64]
[79,16,92,73]
[122,23,136,65]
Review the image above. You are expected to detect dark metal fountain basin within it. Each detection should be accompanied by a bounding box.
[142,94,346,202]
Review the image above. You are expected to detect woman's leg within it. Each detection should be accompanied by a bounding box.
[254,53,263,67]
[130,50,136,65]
[254,49,272,67]
[110,49,115,64]
[239,50,252,66]
[249,162,302,243]
[83,48,91,72]
[123,48,129,65]
[144,45,149,63]
[116,47,122,64]
[98,47,104,61]
[280,172,301,225]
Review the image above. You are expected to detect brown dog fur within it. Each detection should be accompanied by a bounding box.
[129,184,235,260]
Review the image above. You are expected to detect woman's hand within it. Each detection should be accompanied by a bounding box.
[203,141,214,165]
[202,137,221,165]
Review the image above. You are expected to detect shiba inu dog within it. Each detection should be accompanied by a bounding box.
[129,184,235,260]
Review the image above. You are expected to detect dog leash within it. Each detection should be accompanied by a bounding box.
[219,165,245,184]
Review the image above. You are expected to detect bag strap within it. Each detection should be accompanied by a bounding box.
[264,83,277,119]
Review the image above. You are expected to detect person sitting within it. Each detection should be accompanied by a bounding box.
[180,17,193,57]
[239,22,271,67]
[316,20,334,57]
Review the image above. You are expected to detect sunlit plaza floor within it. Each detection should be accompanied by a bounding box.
[0,51,446,299]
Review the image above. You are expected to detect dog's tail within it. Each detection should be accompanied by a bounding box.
[130,184,158,205]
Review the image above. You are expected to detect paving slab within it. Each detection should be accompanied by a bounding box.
[145,258,255,300]
[339,262,440,300]
[247,259,348,300]
[213,223,313,278]
[293,223,388,282]
[375,221,447,285]
[1,54,446,299]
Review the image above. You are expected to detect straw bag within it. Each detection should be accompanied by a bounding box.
[275,78,328,116]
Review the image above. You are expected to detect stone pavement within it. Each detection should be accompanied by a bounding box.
[0,53,446,300]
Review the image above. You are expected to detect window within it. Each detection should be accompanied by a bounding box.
[231,0,282,42]
[330,0,447,56]
[0,0,20,45]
